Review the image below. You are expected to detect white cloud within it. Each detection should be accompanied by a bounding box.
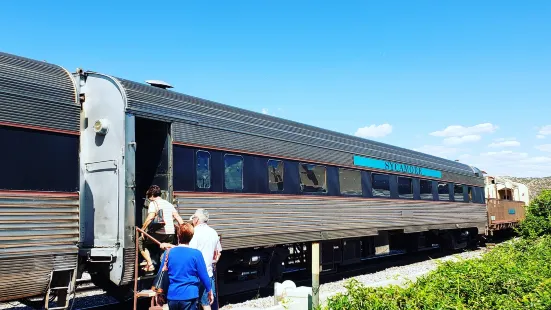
[458,150,551,177]
[536,144,551,152]
[488,140,520,148]
[430,123,498,137]
[481,150,529,160]
[443,135,481,145]
[494,137,516,142]
[414,145,459,159]
[523,156,551,164]
[539,125,551,136]
[355,124,392,138]
[537,135,546,139]
[261,108,269,115]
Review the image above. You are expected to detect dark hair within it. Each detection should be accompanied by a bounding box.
[146,185,161,198]
[177,223,194,244]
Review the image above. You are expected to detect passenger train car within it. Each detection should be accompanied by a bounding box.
[0,51,487,308]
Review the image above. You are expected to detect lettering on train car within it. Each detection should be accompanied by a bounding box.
[353,155,442,178]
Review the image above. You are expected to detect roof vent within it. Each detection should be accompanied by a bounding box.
[146,80,173,89]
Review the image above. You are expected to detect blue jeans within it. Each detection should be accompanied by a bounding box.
[168,299,197,310]
[198,276,216,306]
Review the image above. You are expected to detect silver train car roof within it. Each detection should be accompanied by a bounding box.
[0,51,483,183]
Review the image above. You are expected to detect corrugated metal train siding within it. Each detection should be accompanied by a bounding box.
[0,254,77,301]
[0,192,79,301]
[117,78,481,184]
[0,52,79,133]
[486,199,526,227]
[175,193,487,250]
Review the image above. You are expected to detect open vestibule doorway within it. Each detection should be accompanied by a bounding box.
[134,117,173,231]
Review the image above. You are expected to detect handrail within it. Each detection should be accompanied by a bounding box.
[214,235,221,310]
[133,226,163,310]
[133,227,139,310]
[136,227,162,246]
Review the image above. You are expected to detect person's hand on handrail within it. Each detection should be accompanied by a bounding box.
[160,242,175,250]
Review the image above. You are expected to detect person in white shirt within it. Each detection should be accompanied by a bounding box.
[140,185,184,272]
[189,209,222,310]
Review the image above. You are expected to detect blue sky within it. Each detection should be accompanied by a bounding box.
[1,1,550,177]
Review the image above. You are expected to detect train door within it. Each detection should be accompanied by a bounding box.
[133,117,173,228]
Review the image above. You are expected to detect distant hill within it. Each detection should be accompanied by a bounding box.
[499,176,551,200]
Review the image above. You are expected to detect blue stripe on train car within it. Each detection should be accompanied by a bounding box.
[353,155,442,179]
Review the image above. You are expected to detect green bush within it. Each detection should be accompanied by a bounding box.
[517,189,551,238]
[325,237,551,310]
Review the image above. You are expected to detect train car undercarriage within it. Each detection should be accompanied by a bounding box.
[214,228,479,297]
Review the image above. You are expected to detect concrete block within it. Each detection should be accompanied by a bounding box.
[285,286,312,310]
[273,280,297,305]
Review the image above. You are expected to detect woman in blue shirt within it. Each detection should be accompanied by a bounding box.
[159,222,213,310]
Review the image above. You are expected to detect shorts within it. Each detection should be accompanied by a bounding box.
[198,276,216,306]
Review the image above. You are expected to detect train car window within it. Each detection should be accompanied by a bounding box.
[398,177,413,199]
[479,186,486,203]
[224,154,244,191]
[0,126,79,191]
[268,159,284,192]
[299,163,327,193]
[196,151,211,189]
[480,187,485,203]
[438,182,450,201]
[454,184,464,202]
[419,179,433,200]
[372,173,390,197]
[339,169,362,196]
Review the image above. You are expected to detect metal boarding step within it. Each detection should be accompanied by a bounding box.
[43,268,77,310]
[138,273,158,281]
[136,289,157,298]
